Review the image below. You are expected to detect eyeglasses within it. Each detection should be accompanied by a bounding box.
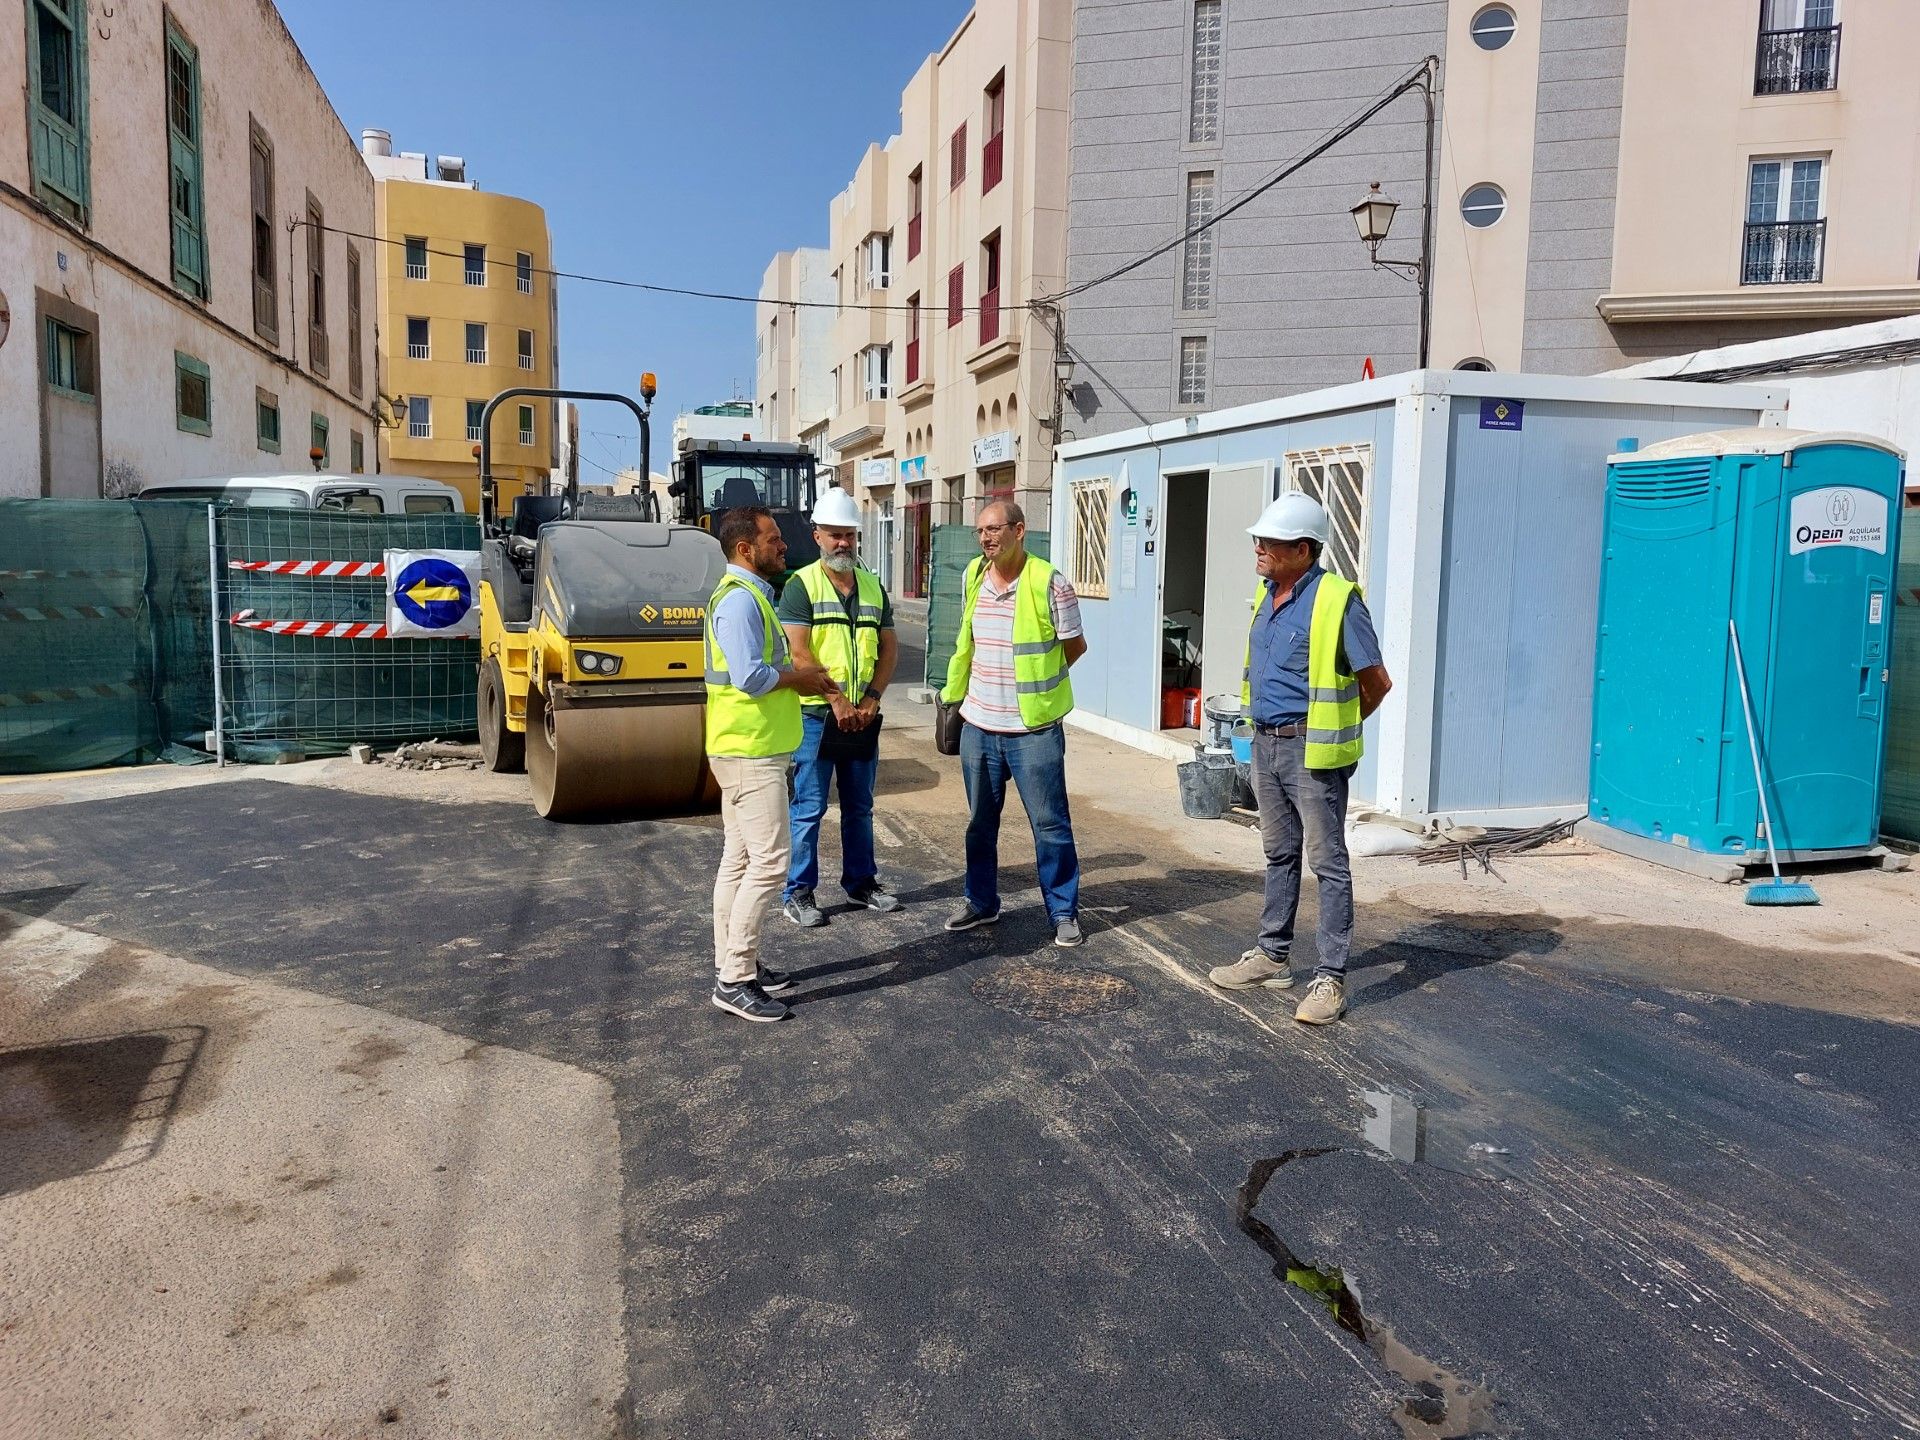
[976,523,1017,537]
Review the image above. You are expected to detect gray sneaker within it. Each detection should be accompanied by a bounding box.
[944,902,999,932]
[846,880,902,913]
[1054,918,1084,948]
[1208,948,1295,990]
[782,889,827,928]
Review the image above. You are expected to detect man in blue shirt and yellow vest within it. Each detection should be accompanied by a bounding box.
[1208,494,1392,1025]
[778,485,903,927]
[705,506,836,1023]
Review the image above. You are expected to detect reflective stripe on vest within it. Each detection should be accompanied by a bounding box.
[794,560,884,708]
[940,554,1074,728]
[704,573,803,757]
[1239,573,1365,770]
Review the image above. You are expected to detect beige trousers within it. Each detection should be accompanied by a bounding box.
[709,754,792,985]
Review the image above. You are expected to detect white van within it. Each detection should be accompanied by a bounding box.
[137,473,466,514]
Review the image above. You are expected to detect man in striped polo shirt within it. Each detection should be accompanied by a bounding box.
[939,500,1089,947]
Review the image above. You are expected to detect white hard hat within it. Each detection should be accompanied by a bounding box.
[811,486,862,528]
[1248,492,1331,545]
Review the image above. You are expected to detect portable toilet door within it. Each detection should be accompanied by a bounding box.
[1758,434,1905,855]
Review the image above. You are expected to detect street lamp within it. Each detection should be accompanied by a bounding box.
[1350,182,1400,253]
[1350,177,1432,369]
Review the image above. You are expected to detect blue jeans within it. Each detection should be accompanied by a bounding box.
[1250,732,1353,980]
[959,721,1079,923]
[784,707,880,900]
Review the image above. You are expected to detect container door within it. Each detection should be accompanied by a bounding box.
[1762,446,1903,852]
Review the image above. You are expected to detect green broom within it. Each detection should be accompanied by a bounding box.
[1729,619,1820,906]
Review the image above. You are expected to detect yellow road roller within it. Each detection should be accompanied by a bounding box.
[474,382,726,820]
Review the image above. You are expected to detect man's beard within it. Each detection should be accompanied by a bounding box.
[822,552,856,573]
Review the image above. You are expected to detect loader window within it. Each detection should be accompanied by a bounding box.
[695,456,816,515]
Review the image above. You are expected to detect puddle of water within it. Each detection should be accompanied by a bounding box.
[1233,1148,1501,1439]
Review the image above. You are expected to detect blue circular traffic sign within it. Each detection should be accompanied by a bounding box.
[393,556,473,629]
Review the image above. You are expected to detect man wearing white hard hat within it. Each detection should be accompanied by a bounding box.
[1208,492,1391,1025]
[777,484,903,927]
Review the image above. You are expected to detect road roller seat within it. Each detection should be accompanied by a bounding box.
[511,493,567,538]
[482,537,536,628]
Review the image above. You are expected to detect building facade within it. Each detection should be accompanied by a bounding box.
[755,247,836,454]
[365,132,557,511]
[2,0,379,497]
[1064,0,1920,436]
[774,0,1070,598]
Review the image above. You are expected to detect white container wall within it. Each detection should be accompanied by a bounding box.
[1051,370,1789,828]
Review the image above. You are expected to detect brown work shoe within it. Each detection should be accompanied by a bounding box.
[1294,976,1346,1025]
[1208,949,1295,990]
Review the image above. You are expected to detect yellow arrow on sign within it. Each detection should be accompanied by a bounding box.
[405,581,465,605]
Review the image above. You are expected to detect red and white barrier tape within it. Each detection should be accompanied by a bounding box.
[229,613,389,639]
[227,559,386,577]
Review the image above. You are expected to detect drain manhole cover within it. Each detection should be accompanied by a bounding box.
[971,960,1138,1022]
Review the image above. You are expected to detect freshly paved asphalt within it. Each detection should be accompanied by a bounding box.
[4,774,1917,1438]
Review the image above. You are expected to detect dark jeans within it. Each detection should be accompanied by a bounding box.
[784,707,880,900]
[1251,731,1353,980]
[959,721,1079,923]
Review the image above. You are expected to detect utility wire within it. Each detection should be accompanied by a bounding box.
[1040,56,1438,304]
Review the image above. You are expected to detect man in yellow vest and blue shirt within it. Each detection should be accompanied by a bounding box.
[704,506,837,1023]
[779,486,903,927]
[1208,493,1392,1025]
[940,500,1089,947]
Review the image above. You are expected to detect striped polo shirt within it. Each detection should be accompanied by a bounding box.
[959,562,1084,734]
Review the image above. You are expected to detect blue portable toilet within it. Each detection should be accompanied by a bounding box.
[1587,428,1906,878]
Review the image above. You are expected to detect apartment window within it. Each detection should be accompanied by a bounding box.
[1285,444,1373,583]
[1188,0,1223,145]
[407,316,430,359]
[404,236,428,279]
[43,316,94,396]
[466,321,487,364]
[983,72,1005,193]
[1178,336,1209,406]
[908,167,924,259]
[979,233,1002,346]
[831,366,842,411]
[516,250,533,293]
[464,243,486,286]
[1743,156,1826,284]
[349,430,365,473]
[518,328,535,371]
[249,122,277,340]
[165,19,208,299]
[517,404,535,447]
[305,193,328,377]
[950,122,968,189]
[310,413,329,466]
[409,397,432,439]
[174,351,211,435]
[1460,184,1507,228]
[27,0,91,222]
[863,345,892,402]
[466,399,485,442]
[1757,0,1839,94]
[1069,478,1112,600]
[948,264,965,327]
[346,245,363,398]
[256,390,280,453]
[906,293,922,384]
[865,233,892,291]
[1470,5,1517,50]
[1181,171,1217,311]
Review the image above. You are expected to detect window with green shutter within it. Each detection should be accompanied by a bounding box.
[28,0,91,223]
[174,352,211,435]
[310,413,329,467]
[165,18,208,299]
[256,391,281,453]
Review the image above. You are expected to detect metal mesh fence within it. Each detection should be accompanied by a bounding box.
[214,509,482,756]
[923,523,1049,689]
[1884,519,1920,843]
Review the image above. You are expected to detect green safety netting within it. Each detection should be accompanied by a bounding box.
[1884,519,1920,843]
[923,523,1049,689]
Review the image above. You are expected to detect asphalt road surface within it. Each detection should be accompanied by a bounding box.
[3,762,1917,1438]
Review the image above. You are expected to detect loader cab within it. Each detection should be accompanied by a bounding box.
[671,440,820,585]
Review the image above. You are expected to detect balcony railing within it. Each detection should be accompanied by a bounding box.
[907,213,922,260]
[466,423,482,442]
[978,287,1000,346]
[517,274,533,295]
[1755,25,1840,94]
[410,418,431,439]
[518,353,534,371]
[464,266,486,287]
[905,338,921,385]
[982,132,1004,193]
[406,260,428,280]
[408,342,430,359]
[1741,218,1826,285]
[518,428,534,446]
[466,347,488,364]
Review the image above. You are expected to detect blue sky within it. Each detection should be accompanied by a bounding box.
[281,0,967,480]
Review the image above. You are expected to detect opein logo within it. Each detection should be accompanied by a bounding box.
[1796,491,1856,547]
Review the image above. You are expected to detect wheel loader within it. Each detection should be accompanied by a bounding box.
[474,381,727,819]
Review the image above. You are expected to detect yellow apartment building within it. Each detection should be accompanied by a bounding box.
[363,131,557,509]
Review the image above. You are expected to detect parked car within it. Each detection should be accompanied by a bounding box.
[137,474,466,513]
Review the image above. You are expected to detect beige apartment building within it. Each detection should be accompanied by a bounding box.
[755,247,835,455]
[782,0,1069,599]
[2,0,378,497]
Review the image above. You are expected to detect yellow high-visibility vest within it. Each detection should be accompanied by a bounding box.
[1240,573,1364,769]
[792,561,885,707]
[941,554,1074,728]
[704,573,802,757]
